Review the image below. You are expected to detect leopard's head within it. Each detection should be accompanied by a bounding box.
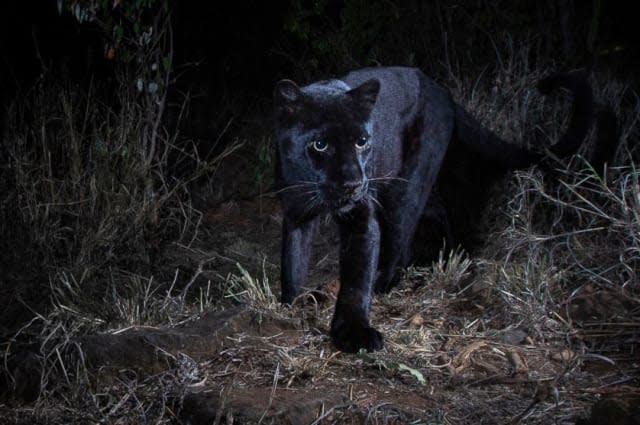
[273,78,380,216]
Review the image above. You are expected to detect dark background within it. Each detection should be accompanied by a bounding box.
[1,1,638,142]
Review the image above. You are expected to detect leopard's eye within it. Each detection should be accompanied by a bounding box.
[355,136,369,149]
[311,139,328,152]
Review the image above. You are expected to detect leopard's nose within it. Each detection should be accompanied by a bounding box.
[342,180,363,197]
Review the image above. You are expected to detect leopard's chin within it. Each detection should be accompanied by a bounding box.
[330,198,356,213]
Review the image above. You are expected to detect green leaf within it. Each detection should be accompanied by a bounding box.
[396,363,425,384]
[162,56,172,72]
[115,25,124,44]
[355,351,425,384]
[147,82,159,94]
[356,349,377,363]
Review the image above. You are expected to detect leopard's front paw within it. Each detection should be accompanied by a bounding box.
[330,319,383,353]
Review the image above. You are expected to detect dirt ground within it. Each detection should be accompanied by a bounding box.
[2,196,639,424]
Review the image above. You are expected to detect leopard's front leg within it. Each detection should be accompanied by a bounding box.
[331,201,383,352]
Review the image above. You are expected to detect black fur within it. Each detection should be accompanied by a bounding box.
[273,67,595,353]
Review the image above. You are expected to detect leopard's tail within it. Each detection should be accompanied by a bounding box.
[453,71,595,168]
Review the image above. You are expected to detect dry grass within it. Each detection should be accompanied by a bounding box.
[0,73,242,423]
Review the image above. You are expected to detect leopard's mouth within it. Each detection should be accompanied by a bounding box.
[332,191,367,213]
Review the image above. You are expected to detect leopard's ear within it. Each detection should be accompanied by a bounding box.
[274,79,303,115]
[347,79,380,113]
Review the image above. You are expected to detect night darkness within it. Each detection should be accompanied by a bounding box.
[0,1,639,422]
[1,1,638,123]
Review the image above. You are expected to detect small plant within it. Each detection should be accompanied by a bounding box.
[405,248,472,291]
[224,262,278,308]
[254,137,274,195]
[357,349,426,385]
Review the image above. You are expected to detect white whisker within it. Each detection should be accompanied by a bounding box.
[368,175,409,184]
[272,181,318,195]
[366,193,384,211]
